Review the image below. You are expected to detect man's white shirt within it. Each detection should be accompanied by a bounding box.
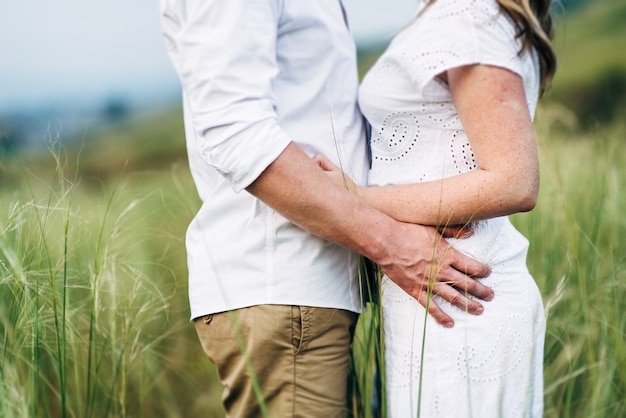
[160,0,368,319]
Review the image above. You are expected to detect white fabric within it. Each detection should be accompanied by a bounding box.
[160,0,368,319]
[359,0,545,416]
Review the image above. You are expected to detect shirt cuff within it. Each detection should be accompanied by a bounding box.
[196,116,293,193]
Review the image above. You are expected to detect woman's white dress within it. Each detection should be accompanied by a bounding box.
[358,1,545,416]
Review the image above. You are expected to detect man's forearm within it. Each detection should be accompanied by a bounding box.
[247,141,493,327]
[246,142,394,263]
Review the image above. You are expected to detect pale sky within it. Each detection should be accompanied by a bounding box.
[0,0,417,113]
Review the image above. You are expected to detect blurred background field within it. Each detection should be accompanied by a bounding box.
[1,0,624,417]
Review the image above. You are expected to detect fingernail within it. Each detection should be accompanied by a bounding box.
[445,321,454,328]
[473,306,484,315]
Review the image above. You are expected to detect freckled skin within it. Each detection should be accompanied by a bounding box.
[318,64,540,227]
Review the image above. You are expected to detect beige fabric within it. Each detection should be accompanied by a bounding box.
[194,305,358,418]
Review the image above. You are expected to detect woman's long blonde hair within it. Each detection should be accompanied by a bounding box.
[417,0,557,95]
[498,0,557,95]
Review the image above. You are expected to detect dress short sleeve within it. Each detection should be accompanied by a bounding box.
[399,0,525,96]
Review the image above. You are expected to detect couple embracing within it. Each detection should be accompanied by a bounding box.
[160,0,556,416]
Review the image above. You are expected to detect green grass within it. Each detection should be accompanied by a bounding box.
[511,117,626,418]
[0,140,223,417]
[547,0,626,127]
[1,108,623,417]
[1,0,625,412]
[550,0,626,92]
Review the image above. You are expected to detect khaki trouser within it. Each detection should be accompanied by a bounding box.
[194,305,358,418]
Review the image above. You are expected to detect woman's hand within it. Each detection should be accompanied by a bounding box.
[313,154,359,195]
[315,153,474,238]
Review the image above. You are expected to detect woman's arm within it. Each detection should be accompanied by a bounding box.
[318,64,539,226]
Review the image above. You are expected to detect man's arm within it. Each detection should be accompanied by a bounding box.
[161,0,291,192]
[161,0,492,327]
[248,142,493,328]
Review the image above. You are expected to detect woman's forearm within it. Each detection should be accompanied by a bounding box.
[357,164,538,226]
[358,64,540,227]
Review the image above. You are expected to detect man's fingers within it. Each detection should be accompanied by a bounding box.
[395,275,455,327]
[433,281,486,315]
[416,291,454,328]
[459,274,494,301]
[438,264,494,301]
[438,225,473,239]
[433,244,494,301]
[448,248,492,279]
[312,154,336,171]
[431,226,491,279]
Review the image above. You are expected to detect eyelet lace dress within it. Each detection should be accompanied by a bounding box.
[358,1,545,416]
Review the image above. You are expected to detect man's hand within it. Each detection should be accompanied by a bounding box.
[377,222,493,328]
[314,152,492,326]
[313,154,358,194]
[249,143,492,328]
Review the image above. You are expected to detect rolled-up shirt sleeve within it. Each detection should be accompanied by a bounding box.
[161,0,292,192]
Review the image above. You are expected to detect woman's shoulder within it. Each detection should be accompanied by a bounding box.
[402,0,524,62]
[415,0,509,32]
[383,0,536,99]
[420,0,498,18]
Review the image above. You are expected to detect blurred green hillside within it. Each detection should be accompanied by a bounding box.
[7,0,620,176]
[2,2,624,417]
[549,0,626,128]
